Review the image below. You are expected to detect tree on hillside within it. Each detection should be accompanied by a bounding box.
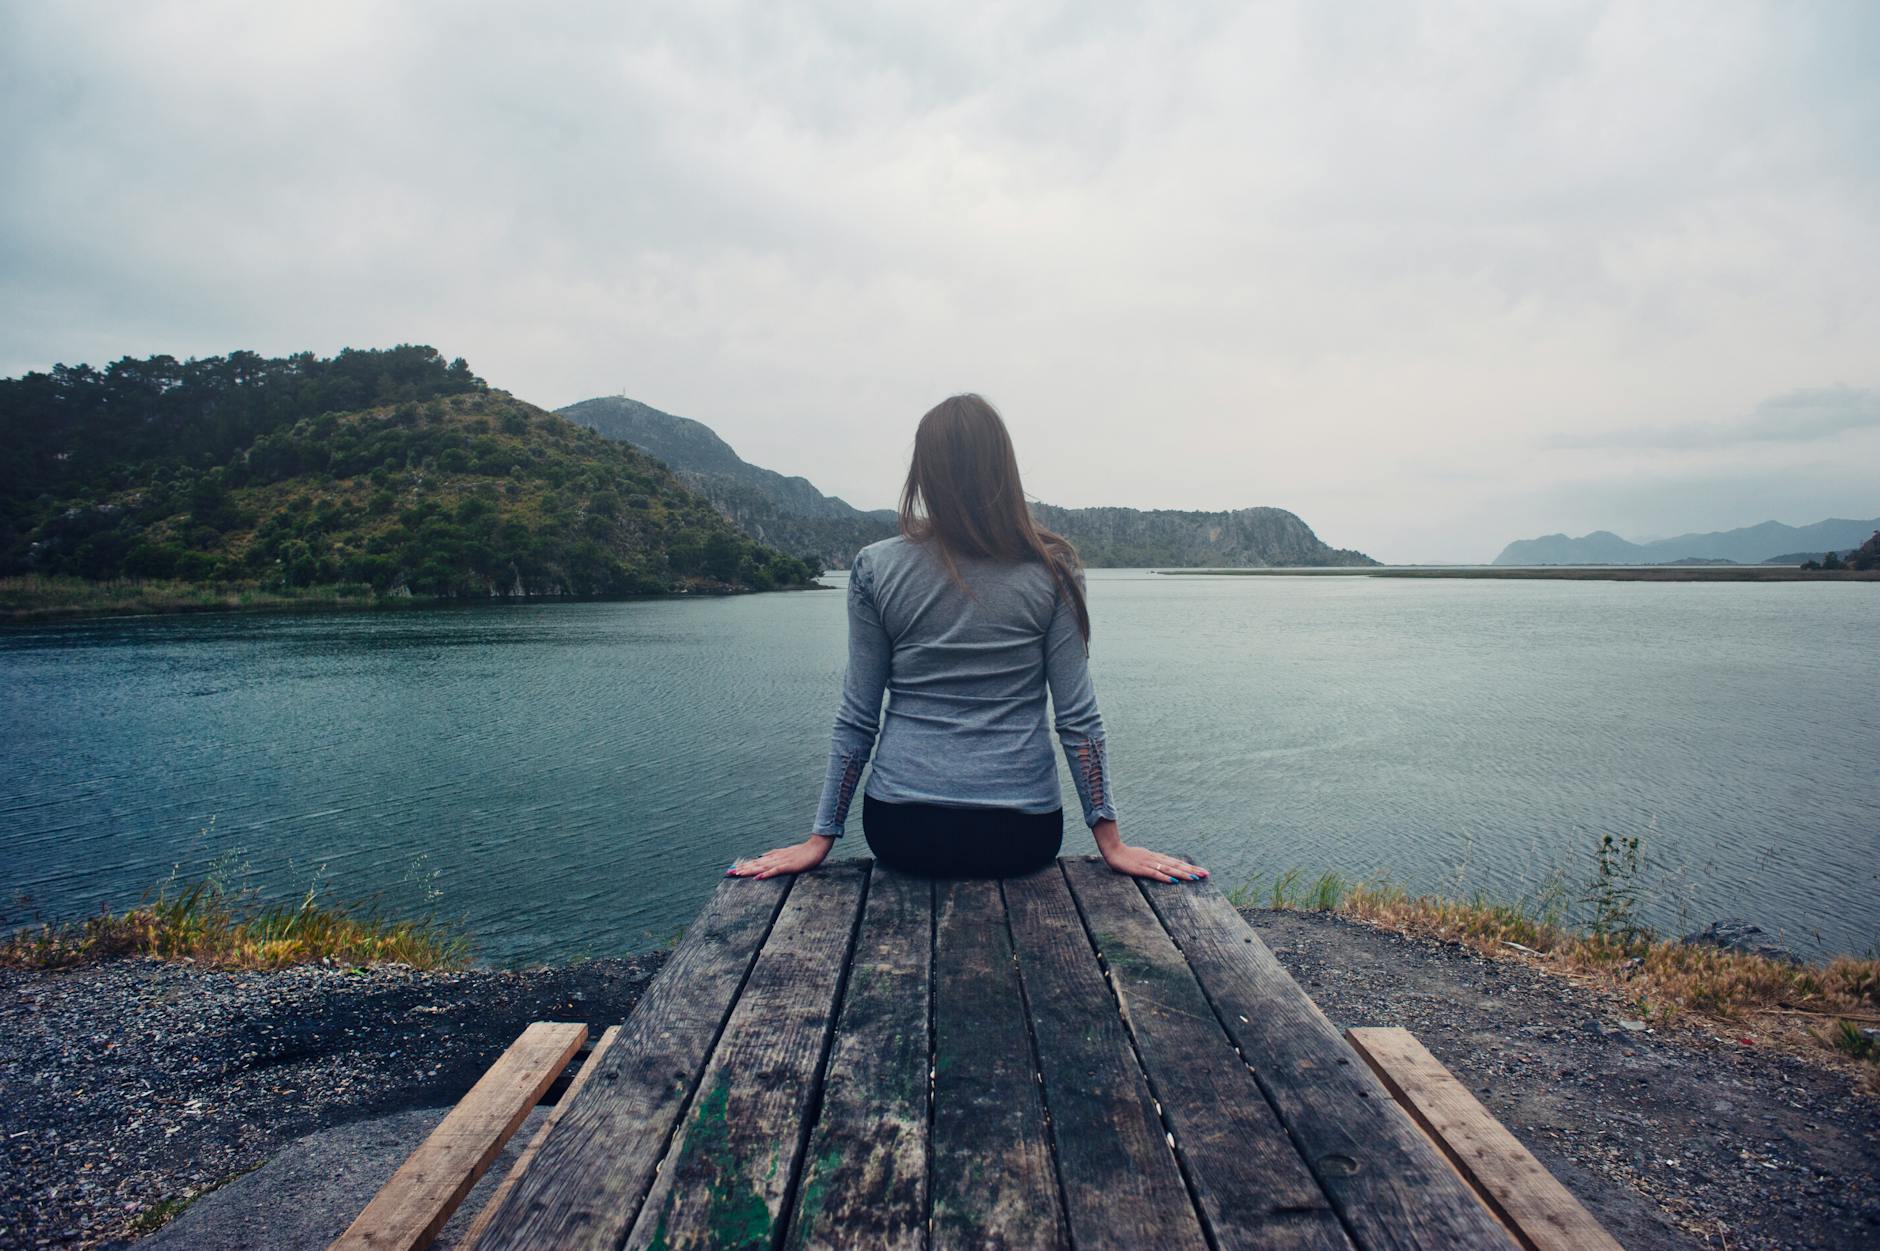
[0,347,826,599]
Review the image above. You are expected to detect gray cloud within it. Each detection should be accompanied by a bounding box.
[1741,386,1880,441]
[2,0,1878,563]
[1547,385,1880,450]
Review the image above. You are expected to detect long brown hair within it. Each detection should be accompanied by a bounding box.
[897,394,1091,646]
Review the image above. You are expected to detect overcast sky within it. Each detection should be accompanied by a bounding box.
[3,1,1875,562]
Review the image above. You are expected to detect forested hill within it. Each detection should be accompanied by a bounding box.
[0,347,819,597]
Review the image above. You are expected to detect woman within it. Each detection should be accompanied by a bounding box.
[728,394,1209,884]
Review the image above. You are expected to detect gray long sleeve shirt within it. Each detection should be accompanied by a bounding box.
[810,534,1117,837]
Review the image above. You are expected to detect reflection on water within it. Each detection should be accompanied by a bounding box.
[2,574,1875,963]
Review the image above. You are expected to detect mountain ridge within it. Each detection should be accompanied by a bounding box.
[559,394,1379,568]
[558,395,895,565]
[1494,517,1880,566]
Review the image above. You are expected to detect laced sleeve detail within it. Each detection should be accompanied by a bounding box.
[810,549,890,836]
[1043,564,1118,827]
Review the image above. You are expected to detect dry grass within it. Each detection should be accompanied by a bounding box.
[1,873,469,972]
[1340,881,1561,951]
[1236,870,1880,1077]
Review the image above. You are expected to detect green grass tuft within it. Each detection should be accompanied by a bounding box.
[2,864,470,972]
[1828,1019,1877,1063]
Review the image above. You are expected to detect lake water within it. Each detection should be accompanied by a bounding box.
[3,572,1875,963]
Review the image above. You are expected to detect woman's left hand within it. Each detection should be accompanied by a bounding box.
[727,835,835,879]
[1091,819,1208,883]
[1100,842,1209,883]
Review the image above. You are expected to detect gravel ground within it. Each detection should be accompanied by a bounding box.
[0,955,662,1249]
[2,914,1874,1250]
[1248,907,1880,1251]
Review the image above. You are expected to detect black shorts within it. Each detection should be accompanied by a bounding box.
[862,792,1064,878]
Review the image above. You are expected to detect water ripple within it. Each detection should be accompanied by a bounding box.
[2,580,1875,962]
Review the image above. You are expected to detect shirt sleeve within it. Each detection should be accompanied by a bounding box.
[1044,563,1117,828]
[810,548,891,836]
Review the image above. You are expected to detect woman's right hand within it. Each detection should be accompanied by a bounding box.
[1093,819,1208,882]
[727,834,835,880]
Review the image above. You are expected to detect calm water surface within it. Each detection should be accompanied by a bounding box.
[3,572,1875,963]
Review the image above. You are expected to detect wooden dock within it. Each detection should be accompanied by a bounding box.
[339,856,1620,1251]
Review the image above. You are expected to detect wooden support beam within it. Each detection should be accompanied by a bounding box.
[1345,1028,1624,1251]
[457,1024,621,1249]
[331,1020,587,1251]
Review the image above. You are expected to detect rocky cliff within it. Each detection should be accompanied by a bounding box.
[1027,503,1378,567]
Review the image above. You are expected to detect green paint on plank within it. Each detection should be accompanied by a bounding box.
[784,1147,843,1250]
[651,1073,776,1251]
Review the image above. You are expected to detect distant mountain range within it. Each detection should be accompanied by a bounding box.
[558,395,1378,569]
[1494,517,1880,566]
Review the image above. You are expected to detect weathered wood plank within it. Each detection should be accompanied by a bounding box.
[783,865,932,1251]
[332,1020,586,1251]
[1060,858,1352,1251]
[458,1025,622,1249]
[1346,1028,1624,1251]
[624,863,869,1251]
[1142,875,1518,1251]
[1001,864,1210,1251]
[466,874,793,1251]
[930,877,1069,1251]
